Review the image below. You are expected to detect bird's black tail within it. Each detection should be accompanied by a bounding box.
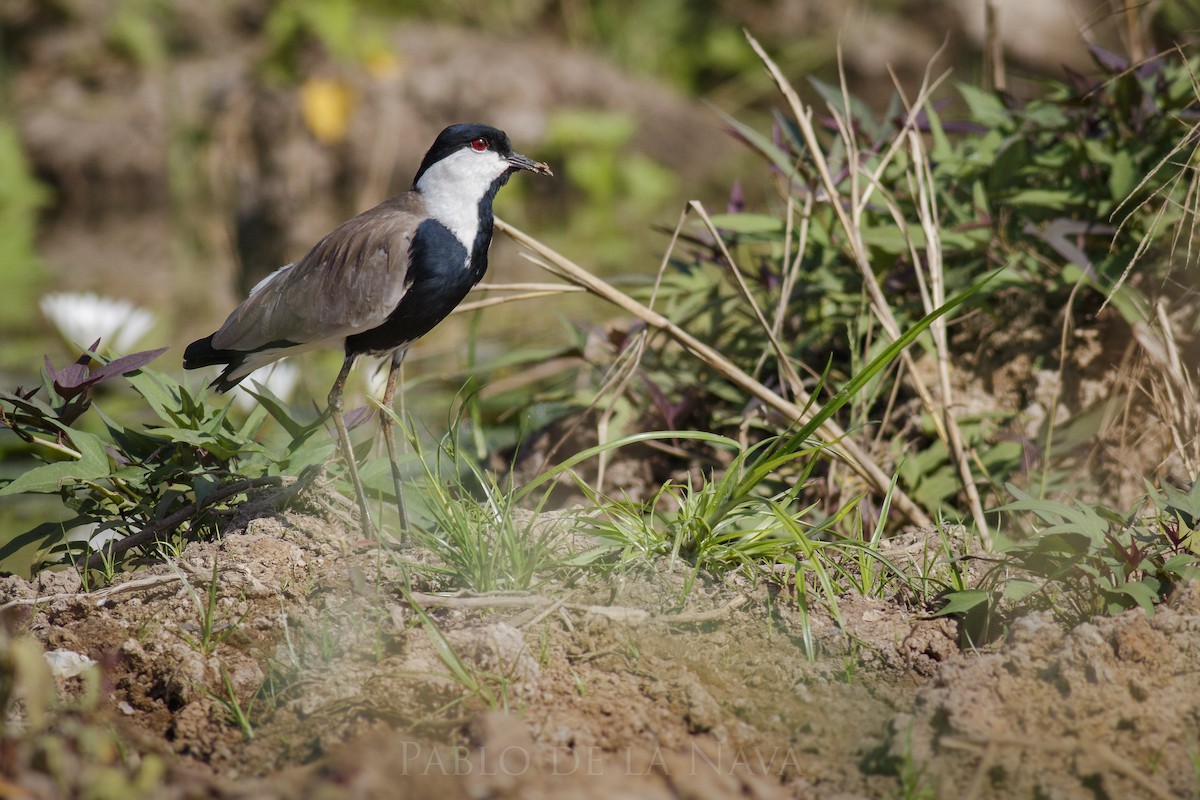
[183,335,245,393]
[182,334,227,369]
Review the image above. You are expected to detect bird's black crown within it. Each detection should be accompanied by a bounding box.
[412,123,513,186]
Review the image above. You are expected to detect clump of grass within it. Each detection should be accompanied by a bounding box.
[204,663,256,741]
[165,556,246,657]
[388,402,564,593]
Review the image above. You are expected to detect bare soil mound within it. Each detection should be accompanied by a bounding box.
[3,506,1198,798]
[897,586,1200,799]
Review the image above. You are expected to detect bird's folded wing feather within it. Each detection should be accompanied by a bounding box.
[212,195,425,352]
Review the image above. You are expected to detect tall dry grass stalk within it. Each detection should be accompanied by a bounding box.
[743,33,991,545]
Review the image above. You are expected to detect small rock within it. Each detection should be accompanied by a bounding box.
[43,648,95,678]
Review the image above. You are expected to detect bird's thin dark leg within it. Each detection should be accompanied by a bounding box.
[380,346,409,541]
[328,352,373,538]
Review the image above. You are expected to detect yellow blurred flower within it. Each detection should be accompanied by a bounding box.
[300,77,356,144]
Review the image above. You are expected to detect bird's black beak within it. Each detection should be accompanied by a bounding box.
[507,152,553,176]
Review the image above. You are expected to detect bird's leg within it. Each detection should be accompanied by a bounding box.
[328,352,374,538]
[380,346,410,542]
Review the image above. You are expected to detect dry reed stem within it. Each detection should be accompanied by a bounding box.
[0,572,190,613]
[906,126,992,546]
[746,32,988,543]
[1133,300,1200,475]
[494,218,933,529]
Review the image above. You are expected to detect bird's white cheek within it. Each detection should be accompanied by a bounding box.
[418,150,508,195]
[417,149,509,253]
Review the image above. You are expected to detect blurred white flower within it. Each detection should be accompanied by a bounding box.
[231,360,301,413]
[40,292,156,353]
[363,358,390,400]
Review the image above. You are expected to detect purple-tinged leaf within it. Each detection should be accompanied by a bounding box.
[1089,45,1128,74]
[904,100,986,135]
[57,393,93,426]
[1134,49,1162,79]
[721,124,755,149]
[1023,218,1116,281]
[344,405,375,430]
[727,180,744,215]
[45,356,92,399]
[641,375,690,431]
[759,261,780,291]
[943,119,989,135]
[90,346,168,383]
[1162,518,1182,548]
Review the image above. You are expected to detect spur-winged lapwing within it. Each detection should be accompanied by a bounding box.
[184,123,552,538]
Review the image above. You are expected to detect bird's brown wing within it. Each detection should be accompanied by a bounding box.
[211,193,426,353]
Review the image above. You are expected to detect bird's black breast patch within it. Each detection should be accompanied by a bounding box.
[346,219,483,356]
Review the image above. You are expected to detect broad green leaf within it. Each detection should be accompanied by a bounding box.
[1022,102,1069,128]
[0,429,111,495]
[713,107,803,183]
[988,138,1028,191]
[0,389,57,417]
[1108,149,1137,200]
[939,230,987,251]
[1082,138,1115,166]
[1108,578,1160,614]
[924,104,954,163]
[912,468,959,510]
[776,272,999,456]
[934,589,991,616]
[1163,553,1200,574]
[125,368,185,423]
[971,180,990,216]
[807,76,876,132]
[861,225,920,253]
[957,82,1011,127]
[1163,479,1200,521]
[245,387,311,440]
[1031,530,1095,557]
[1001,578,1041,602]
[997,496,1074,524]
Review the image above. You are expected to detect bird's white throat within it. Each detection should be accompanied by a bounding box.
[415,147,510,257]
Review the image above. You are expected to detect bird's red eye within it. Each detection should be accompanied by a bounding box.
[470,138,488,152]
